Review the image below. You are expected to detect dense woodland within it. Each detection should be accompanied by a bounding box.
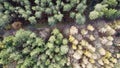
[0,0,120,68]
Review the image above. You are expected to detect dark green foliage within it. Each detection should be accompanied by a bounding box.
[1,0,120,27]
[0,13,12,28]
[2,36,14,47]
[63,4,72,11]
[0,29,71,68]
[76,13,85,24]
[0,0,87,28]
[104,9,117,19]
[42,28,70,68]
[89,0,120,20]
[0,29,45,68]
[102,0,118,7]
